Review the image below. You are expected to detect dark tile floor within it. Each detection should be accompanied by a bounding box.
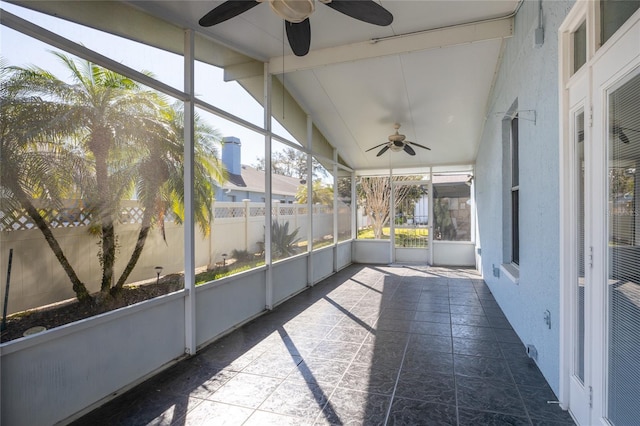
[72,264,576,426]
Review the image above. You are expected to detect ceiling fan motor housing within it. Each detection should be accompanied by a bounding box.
[390,141,405,152]
[269,0,315,23]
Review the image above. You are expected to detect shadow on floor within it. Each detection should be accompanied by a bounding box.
[71,264,575,426]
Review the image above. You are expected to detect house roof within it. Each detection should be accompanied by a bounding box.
[223,165,301,198]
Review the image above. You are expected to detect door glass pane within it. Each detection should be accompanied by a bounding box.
[573,20,587,75]
[433,176,471,242]
[575,109,586,383]
[337,172,352,242]
[394,183,429,248]
[356,175,391,240]
[607,71,640,425]
[601,0,640,45]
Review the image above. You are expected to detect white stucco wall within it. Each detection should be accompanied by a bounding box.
[475,0,574,395]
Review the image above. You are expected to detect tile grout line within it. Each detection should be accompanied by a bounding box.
[242,267,375,425]
[448,274,462,426]
[382,267,427,426]
[310,268,402,425]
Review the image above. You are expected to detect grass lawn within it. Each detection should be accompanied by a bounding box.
[357,226,429,247]
[196,260,265,284]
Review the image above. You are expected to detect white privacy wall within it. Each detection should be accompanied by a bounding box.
[0,202,336,315]
[474,0,574,395]
[0,292,186,426]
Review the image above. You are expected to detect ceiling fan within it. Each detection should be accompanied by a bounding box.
[366,123,431,157]
[198,0,394,56]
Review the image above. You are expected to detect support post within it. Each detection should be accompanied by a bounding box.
[306,115,314,286]
[389,168,395,264]
[428,167,434,266]
[244,199,250,251]
[333,149,339,272]
[264,64,273,310]
[183,29,196,355]
[351,171,357,240]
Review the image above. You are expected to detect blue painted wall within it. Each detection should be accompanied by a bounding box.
[475,0,574,395]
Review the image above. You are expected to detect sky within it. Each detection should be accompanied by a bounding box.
[0,1,297,167]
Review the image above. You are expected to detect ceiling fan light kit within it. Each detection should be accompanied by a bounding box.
[366,123,431,157]
[269,0,315,23]
[199,0,393,56]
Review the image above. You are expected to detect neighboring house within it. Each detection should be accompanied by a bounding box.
[216,136,301,203]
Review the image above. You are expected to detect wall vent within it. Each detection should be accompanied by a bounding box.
[526,344,538,361]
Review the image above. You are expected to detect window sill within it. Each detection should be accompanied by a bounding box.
[500,263,520,284]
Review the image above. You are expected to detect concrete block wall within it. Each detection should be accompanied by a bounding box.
[475,0,575,395]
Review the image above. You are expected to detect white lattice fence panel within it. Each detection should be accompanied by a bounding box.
[215,206,246,218]
[250,206,265,217]
[1,202,177,232]
[1,208,93,231]
[118,206,145,224]
[280,205,296,216]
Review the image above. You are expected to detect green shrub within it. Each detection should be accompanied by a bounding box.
[271,221,301,259]
[231,249,253,262]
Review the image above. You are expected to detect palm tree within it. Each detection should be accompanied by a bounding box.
[1,54,226,301]
[295,180,334,205]
[1,59,93,302]
[113,103,227,293]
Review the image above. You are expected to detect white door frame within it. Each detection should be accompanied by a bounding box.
[391,178,432,264]
[559,4,593,422]
[559,3,640,424]
[559,5,591,418]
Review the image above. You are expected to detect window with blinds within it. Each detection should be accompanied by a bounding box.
[607,70,640,426]
[576,110,586,383]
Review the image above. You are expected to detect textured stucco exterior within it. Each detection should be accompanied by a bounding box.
[475,0,574,395]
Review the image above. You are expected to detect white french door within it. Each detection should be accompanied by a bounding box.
[562,5,640,425]
[392,179,431,264]
[593,55,640,426]
[566,69,592,426]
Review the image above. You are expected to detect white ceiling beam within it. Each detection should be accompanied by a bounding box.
[223,60,264,82]
[267,17,513,75]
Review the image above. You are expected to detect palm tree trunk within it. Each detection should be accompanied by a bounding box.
[13,186,92,303]
[92,141,116,294]
[113,207,153,292]
[100,221,116,293]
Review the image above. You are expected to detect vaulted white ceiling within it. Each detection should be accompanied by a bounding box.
[54,1,522,171]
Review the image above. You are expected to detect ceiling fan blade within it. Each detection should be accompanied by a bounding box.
[376,145,390,157]
[366,142,389,152]
[403,144,416,156]
[199,1,261,26]
[324,0,393,26]
[286,19,311,56]
[409,141,432,151]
